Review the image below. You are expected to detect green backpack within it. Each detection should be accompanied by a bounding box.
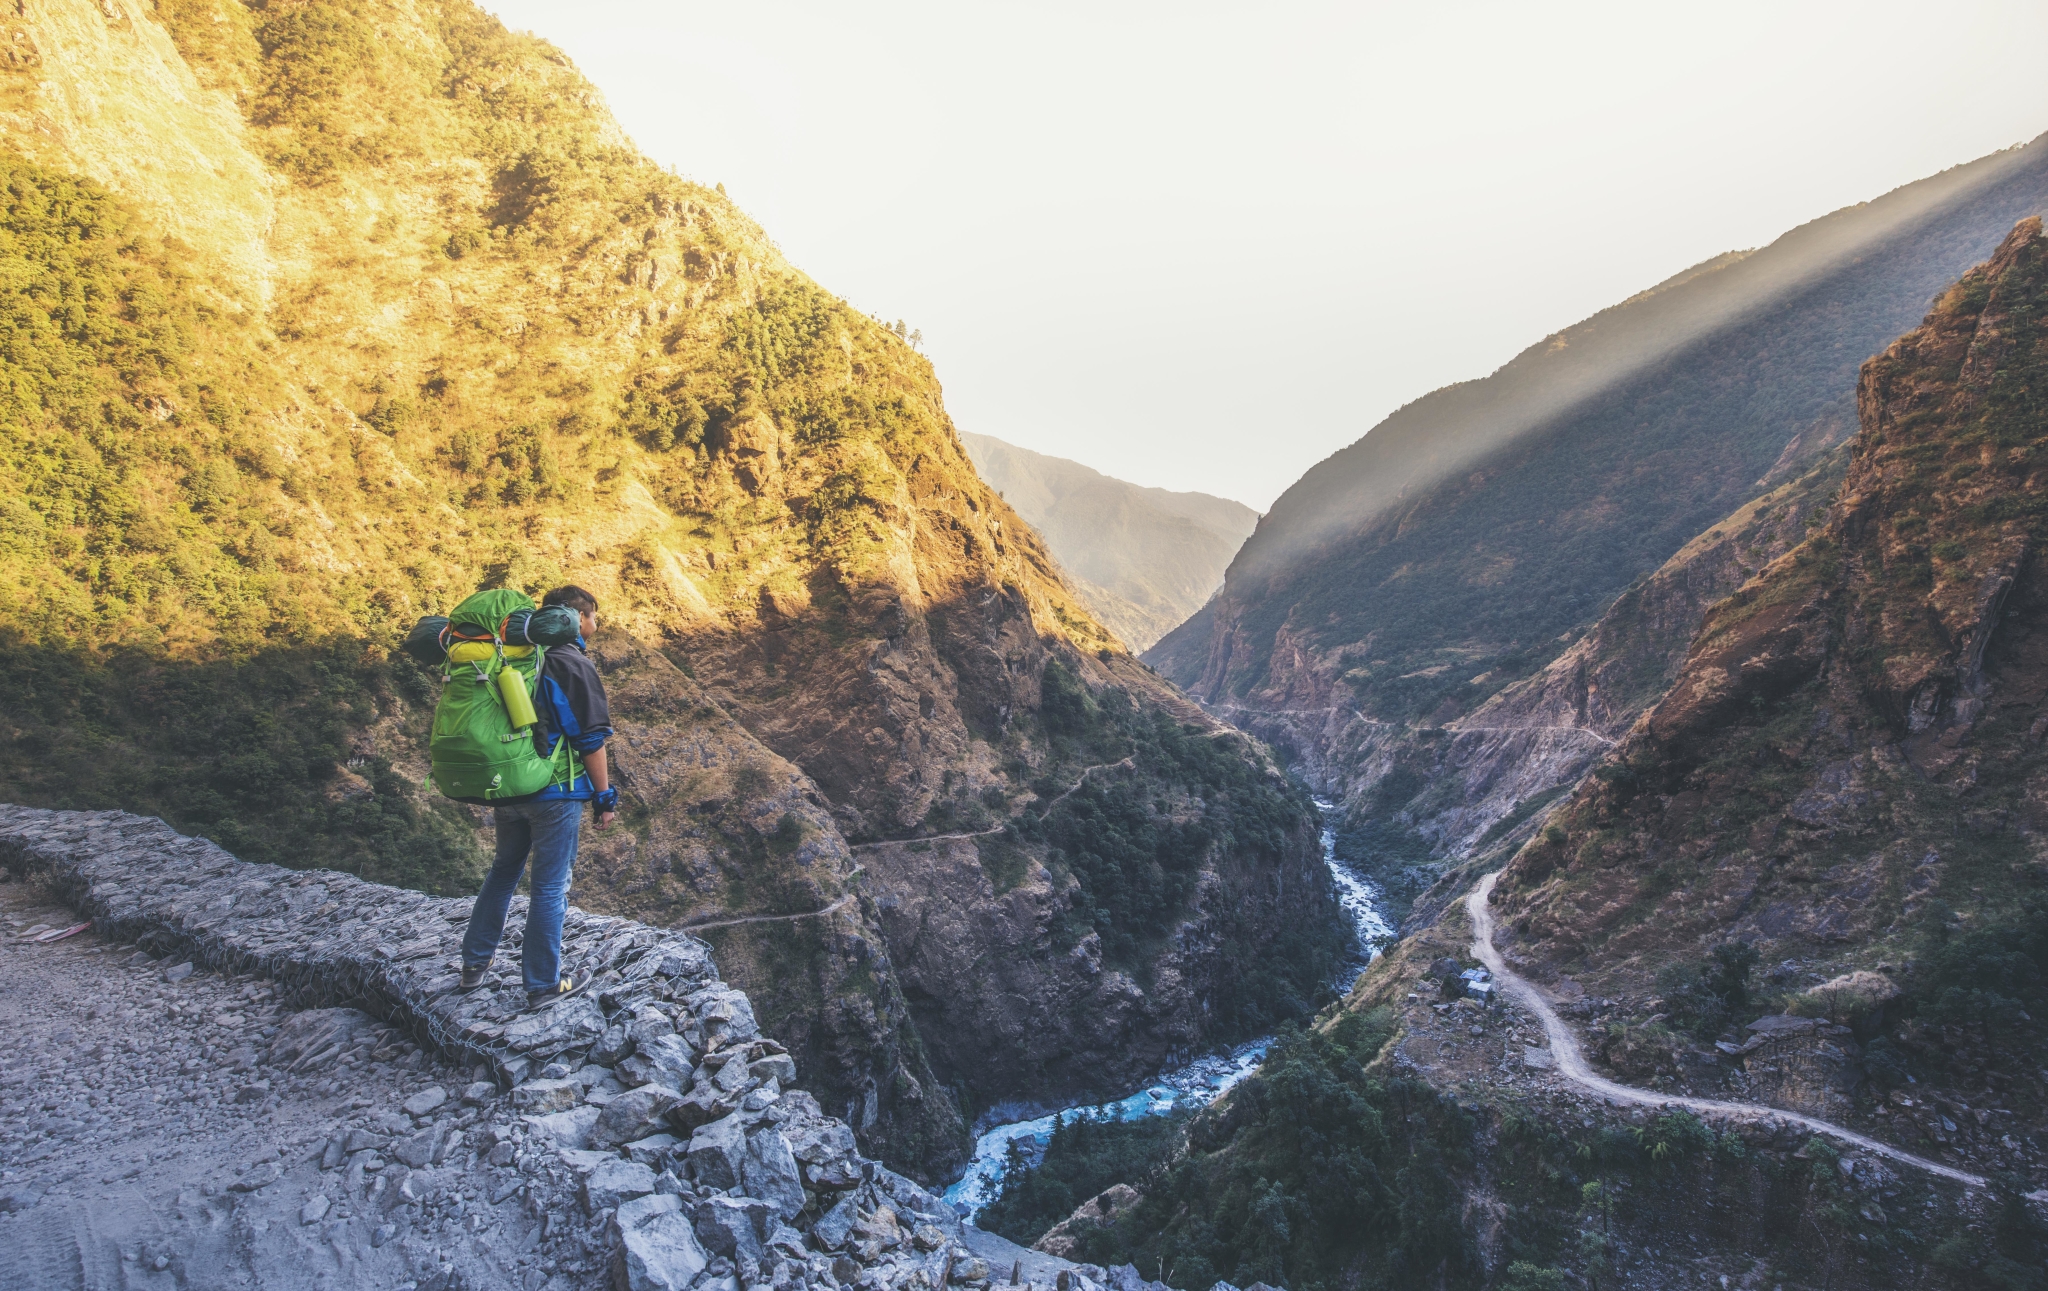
[427,589,580,803]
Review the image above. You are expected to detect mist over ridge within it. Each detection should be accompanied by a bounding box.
[959,432,1255,653]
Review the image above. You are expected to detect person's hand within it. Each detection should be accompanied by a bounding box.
[596,810,617,832]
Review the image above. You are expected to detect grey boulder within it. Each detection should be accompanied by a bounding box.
[742,1126,807,1222]
[593,1084,682,1150]
[614,1192,708,1291]
[809,1192,859,1251]
[637,1034,698,1089]
[511,1078,580,1114]
[502,995,607,1052]
[624,1133,683,1168]
[693,1195,768,1263]
[527,1105,601,1151]
[684,1113,747,1191]
[583,1158,658,1213]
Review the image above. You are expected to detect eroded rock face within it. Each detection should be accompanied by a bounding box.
[563,633,965,1178]
[1178,454,1846,931]
[1488,218,2048,1151]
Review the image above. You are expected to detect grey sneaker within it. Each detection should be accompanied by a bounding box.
[525,974,588,1009]
[459,964,489,991]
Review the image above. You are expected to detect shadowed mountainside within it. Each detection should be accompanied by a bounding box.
[1150,133,2048,900]
[1013,220,2048,1291]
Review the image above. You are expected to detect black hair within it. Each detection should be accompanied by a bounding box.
[541,585,599,615]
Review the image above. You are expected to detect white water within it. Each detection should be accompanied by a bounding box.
[944,799,1393,1220]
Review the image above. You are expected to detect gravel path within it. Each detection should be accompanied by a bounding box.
[0,874,600,1291]
[675,896,855,933]
[1465,869,1989,1191]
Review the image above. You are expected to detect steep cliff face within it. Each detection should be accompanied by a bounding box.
[1320,448,1848,927]
[960,433,1257,652]
[0,0,1336,1177]
[1494,217,2048,1173]
[854,698,1339,1110]
[1149,137,2048,872]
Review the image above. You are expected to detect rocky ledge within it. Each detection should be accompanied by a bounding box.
[0,805,1134,1291]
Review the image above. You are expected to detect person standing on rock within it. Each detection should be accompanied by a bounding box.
[458,585,620,1006]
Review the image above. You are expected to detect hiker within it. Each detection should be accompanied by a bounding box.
[456,585,619,1005]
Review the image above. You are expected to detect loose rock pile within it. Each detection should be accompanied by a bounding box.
[0,806,1092,1291]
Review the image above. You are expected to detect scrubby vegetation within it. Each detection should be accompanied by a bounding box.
[0,0,1117,889]
[1050,1009,1486,1291]
[0,640,480,892]
[977,1109,1192,1249]
[993,659,1343,1032]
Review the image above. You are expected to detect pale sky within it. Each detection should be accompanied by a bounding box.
[485,0,2048,510]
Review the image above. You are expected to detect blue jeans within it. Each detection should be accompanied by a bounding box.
[461,798,583,995]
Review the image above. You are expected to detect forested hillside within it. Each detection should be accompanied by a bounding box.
[0,0,1338,1178]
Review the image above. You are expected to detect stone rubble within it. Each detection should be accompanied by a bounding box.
[0,805,1101,1291]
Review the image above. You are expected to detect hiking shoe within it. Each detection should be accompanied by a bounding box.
[525,975,587,1009]
[458,964,489,991]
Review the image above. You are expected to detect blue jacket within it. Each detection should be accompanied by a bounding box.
[518,639,612,803]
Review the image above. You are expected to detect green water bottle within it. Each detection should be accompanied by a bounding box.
[497,662,539,730]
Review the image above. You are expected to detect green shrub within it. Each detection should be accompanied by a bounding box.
[977,1109,1191,1249]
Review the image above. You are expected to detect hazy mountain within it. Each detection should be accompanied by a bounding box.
[1149,133,2048,873]
[0,0,1339,1178]
[960,432,1257,651]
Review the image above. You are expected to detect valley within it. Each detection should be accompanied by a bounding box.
[0,0,1339,1191]
[0,3,2042,1290]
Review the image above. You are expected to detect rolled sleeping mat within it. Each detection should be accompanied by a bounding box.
[505,605,581,647]
[400,616,450,666]
[447,642,534,663]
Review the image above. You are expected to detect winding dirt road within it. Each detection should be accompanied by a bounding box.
[1465,870,1987,1190]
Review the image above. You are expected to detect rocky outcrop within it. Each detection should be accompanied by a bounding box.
[854,729,1336,1107]
[555,633,965,1178]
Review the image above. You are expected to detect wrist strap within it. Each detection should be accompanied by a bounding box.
[594,786,619,813]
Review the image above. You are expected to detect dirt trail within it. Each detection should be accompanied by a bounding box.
[1465,870,1988,1190]
[848,757,1134,851]
[676,895,855,933]
[0,876,578,1290]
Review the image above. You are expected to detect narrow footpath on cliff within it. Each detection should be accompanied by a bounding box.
[849,758,1136,851]
[0,807,1113,1291]
[1465,870,1991,1190]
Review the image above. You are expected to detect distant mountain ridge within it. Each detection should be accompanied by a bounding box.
[961,432,1257,651]
[1148,133,2048,869]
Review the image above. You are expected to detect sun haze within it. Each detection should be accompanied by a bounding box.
[482,0,2048,509]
